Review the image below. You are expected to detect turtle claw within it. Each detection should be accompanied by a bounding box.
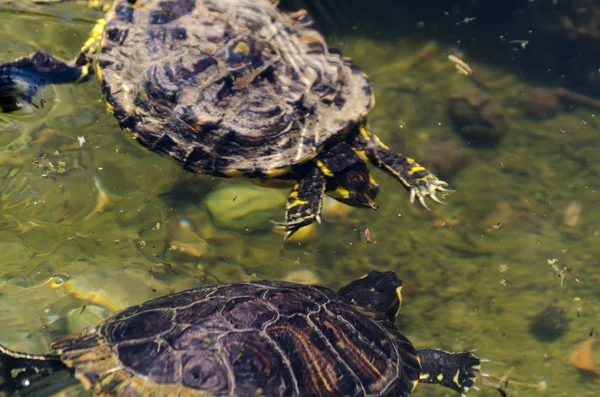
[417,194,430,210]
[429,193,446,205]
[271,218,313,240]
[408,175,453,209]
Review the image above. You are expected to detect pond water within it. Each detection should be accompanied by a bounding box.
[0,1,599,396]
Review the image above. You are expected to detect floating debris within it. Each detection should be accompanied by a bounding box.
[569,339,599,379]
[508,39,529,49]
[448,54,473,75]
[456,16,476,26]
[480,367,548,395]
[564,200,582,227]
[548,258,569,286]
[362,226,374,244]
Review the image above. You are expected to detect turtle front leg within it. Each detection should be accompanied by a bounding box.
[352,124,450,208]
[417,349,480,395]
[0,51,87,112]
[272,166,326,240]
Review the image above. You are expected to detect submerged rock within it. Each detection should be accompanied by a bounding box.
[529,305,570,343]
[204,183,287,232]
[448,93,507,145]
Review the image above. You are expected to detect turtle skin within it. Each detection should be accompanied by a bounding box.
[0,0,450,238]
[0,271,481,397]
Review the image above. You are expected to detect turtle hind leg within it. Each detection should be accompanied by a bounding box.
[0,51,86,112]
[272,166,326,240]
[317,142,380,210]
[352,124,451,208]
[0,343,72,394]
[417,348,480,394]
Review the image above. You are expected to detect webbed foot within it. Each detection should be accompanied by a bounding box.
[418,349,481,394]
[354,125,452,208]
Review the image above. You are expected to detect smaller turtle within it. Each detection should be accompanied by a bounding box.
[0,271,481,396]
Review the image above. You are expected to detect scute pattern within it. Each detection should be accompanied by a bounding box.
[51,280,415,396]
[99,0,372,173]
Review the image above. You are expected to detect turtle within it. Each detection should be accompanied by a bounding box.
[0,0,450,238]
[0,270,481,396]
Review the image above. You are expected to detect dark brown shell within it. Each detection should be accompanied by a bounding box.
[97,0,373,175]
[52,281,417,397]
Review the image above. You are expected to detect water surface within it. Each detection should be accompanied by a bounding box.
[0,1,599,396]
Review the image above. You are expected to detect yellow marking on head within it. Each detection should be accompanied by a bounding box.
[406,157,415,164]
[373,135,390,150]
[353,149,369,162]
[315,160,334,177]
[287,199,309,210]
[359,126,371,141]
[419,373,430,381]
[408,166,426,175]
[410,379,419,392]
[395,286,403,317]
[437,374,444,382]
[221,168,244,178]
[328,186,350,200]
[288,191,299,199]
[262,166,291,178]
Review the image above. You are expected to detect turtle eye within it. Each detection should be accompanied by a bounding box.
[48,274,69,289]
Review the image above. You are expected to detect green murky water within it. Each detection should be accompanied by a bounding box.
[1,1,599,396]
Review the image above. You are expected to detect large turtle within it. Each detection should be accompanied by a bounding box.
[0,271,480,396]
[0,0,449,238]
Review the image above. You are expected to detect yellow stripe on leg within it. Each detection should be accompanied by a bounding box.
[287,200,309,210]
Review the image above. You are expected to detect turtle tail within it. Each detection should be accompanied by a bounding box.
[0,343,75,396]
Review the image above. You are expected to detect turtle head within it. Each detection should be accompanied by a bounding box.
[338,271,402,322]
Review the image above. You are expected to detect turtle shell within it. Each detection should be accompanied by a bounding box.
[51,281,419,396]
[96,0,373,176]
